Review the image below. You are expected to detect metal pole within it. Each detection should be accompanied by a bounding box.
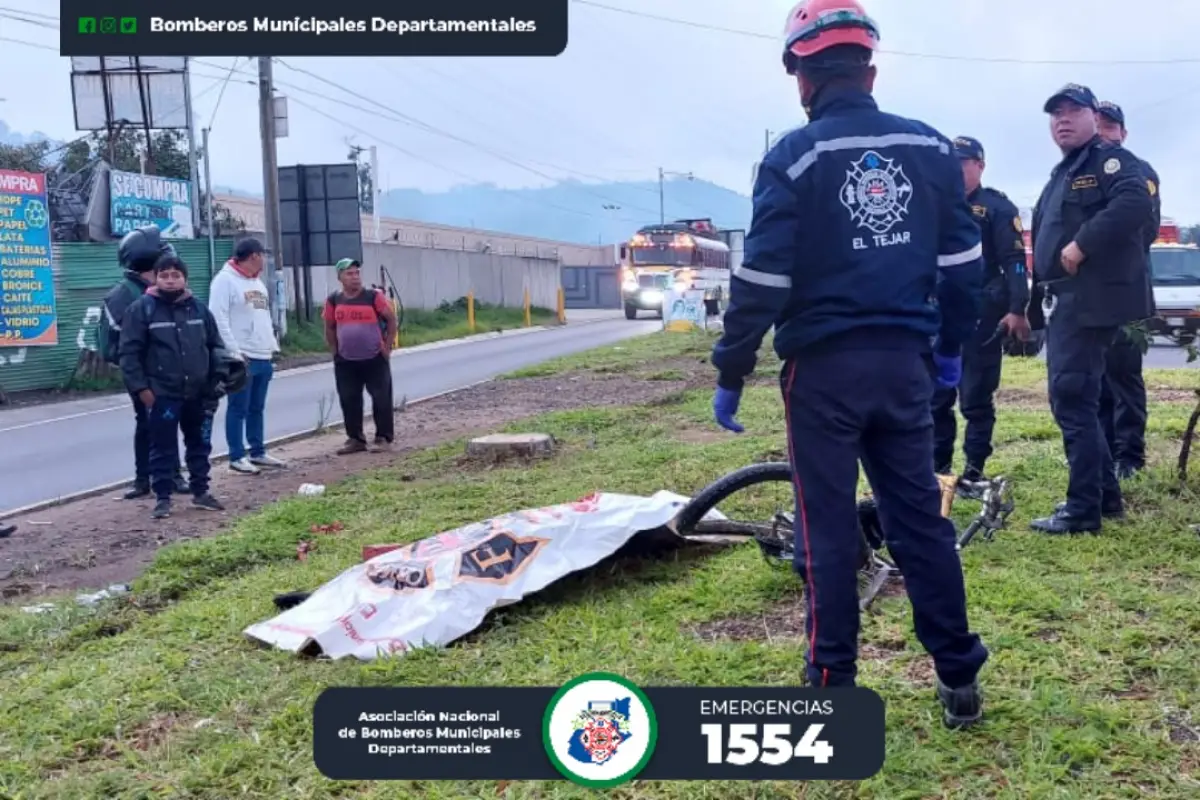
[370,144,380,241]
[658,167,664,223]
[183,59,203,234]
[202,126,215,273]
[258,57,285,335]
[764,129,771,154]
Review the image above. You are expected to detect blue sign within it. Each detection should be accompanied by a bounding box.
[110,169,195,239]
[0,169,57,346]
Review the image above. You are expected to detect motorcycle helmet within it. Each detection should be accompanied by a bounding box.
[118,225,173,271]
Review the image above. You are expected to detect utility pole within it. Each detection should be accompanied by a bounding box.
[657,167,664,224]
[370,144,380,242]
[257,56,285,333]
[202,127,215,273]
[183,60,203,236]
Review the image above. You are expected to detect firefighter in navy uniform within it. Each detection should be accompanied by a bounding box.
[1027,84,1153,534]
[932,136,1031,483]
[710,0,989,728]
[1095,100,1161,479]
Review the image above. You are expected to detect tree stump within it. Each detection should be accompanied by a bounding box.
[466,433,555,463]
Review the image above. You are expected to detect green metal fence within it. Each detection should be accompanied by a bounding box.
[0,239,236,395]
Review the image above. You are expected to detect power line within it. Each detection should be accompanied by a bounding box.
[272,58,662,217]
[572,0,1200,65]
[379,60,712,213]
[206,57,241,131]
[0,10,55,29]
[0,5,56,20]
[283,92,648,226]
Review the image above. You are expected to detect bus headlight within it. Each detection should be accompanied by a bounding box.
[640,289,663,305]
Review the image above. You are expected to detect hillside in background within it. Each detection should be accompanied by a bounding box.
[4,117,752,245]
[0,120,55,147]
[217,177,754,245]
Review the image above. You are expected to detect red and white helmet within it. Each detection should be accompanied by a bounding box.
[782,0,880,73]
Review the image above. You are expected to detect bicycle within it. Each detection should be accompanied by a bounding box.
[671,462,1015,609]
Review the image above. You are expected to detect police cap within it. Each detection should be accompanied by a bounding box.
[1043,83,1098,113]
[1097,100,1125,126]
[953,136,985,161]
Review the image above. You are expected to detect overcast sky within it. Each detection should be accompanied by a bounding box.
[2,0,1198,220]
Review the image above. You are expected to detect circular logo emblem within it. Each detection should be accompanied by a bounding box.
[542,672,658,789]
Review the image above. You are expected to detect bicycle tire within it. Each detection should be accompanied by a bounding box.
[674,462,793,534]
[676,462,880,569]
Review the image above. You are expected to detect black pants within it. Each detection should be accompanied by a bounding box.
[931,338,1004,474]
[131,392,182,487]
[1099,329,1147,470]
[334,354,394,443]
[147,396,212,500]
[1045,291,1121,523]
[782,347,988,689]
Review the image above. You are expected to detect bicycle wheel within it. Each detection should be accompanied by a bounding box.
[675,462,876,570]
[674,462,793,533]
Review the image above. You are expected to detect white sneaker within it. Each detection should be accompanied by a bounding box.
[250,454,288,468]
[229,457,261,474]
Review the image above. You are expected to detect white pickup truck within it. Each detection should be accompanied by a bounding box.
[1148,243,1200,345]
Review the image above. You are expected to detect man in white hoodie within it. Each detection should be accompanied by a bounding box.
[208,237,286,474]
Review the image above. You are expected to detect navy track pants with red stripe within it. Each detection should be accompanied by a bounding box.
[781,347,989,689]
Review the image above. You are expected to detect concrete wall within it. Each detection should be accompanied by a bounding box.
[281,242,561,311]
[216,193,615,265]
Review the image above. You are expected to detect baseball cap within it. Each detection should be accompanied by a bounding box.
[953,136,985,161]
[234,237,266,261]
[1043,83,1098,113]
[335,258,360,272]
[1097,100,1125,126]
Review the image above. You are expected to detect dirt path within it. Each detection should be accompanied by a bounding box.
[0,372,689,599]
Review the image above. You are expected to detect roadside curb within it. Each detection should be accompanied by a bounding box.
[0,379,493,522]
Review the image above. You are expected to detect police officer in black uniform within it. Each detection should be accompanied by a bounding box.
[933,136,1031,483]
[1095,100,1161,479]
[1028,84,1154,533]
[710,0,988,728]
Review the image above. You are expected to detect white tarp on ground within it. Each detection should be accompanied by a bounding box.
[244,490,723,661]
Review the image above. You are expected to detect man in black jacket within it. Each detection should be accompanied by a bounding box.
[118,254,227,520]
[1095,100,1161,479]
[1028,84,1154,534]
[102,225,187,500]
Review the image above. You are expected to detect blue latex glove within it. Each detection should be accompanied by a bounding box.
[713,387,745,433]
[932,353,963,389]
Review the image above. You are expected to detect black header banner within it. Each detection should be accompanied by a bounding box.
[59,0,569,57]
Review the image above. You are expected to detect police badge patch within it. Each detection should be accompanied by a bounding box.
[1013,216,1023,232]
[840,150,914,234]
[1148,179,1157,196]
[1104,157,1120,174]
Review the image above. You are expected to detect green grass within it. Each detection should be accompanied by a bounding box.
[280,299,557,357]
[1,332,1199,798]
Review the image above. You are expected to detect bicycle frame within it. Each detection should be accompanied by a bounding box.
[674,465,1016,610]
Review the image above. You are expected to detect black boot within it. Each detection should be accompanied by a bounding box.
[151,498,172,519]
[124,481,151,500]
[937,677,983,729]
[1054,498,1124,520]
[1030,511,1102,534]
[173,474,191,495]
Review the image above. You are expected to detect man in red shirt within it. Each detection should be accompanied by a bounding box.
[323,259,399,454]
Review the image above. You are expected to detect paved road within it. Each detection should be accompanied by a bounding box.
[0,317,660,514]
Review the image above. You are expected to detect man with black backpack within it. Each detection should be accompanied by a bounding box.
[322,258,398,454]
[100,225,187,500]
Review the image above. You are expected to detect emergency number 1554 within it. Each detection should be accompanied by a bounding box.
[700,723,834,765]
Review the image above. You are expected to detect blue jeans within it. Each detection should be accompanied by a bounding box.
[225,358,274,461]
